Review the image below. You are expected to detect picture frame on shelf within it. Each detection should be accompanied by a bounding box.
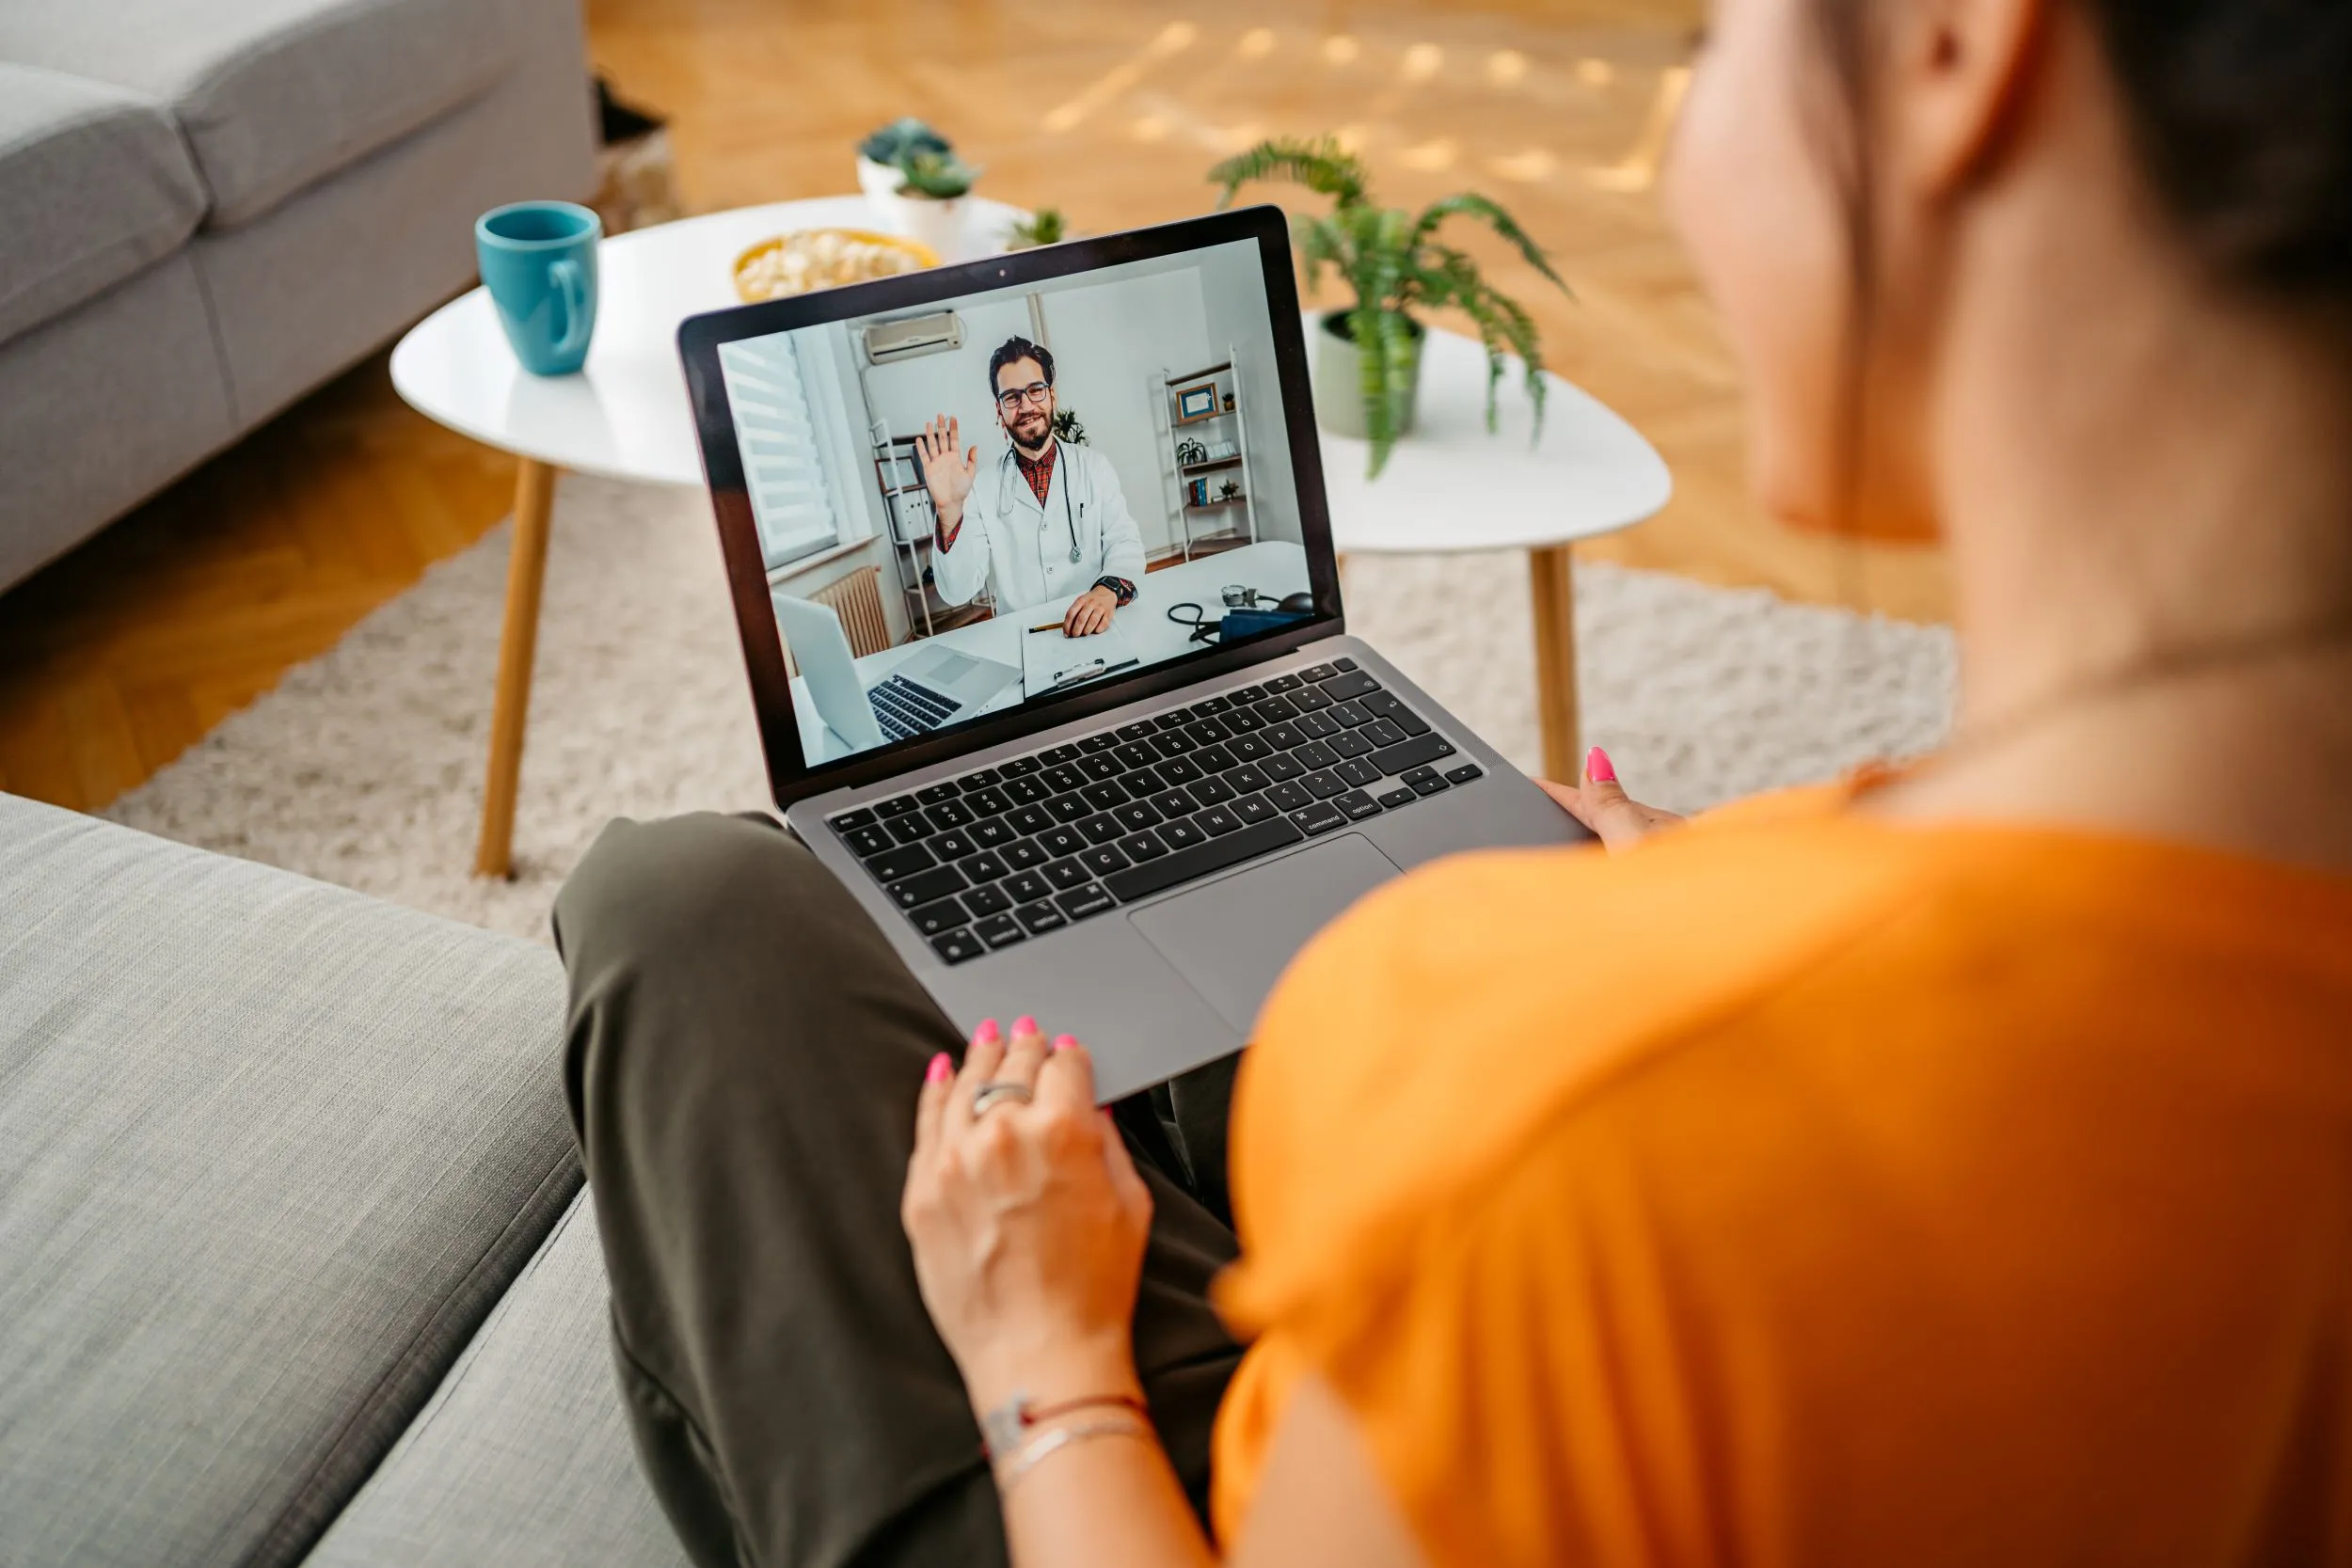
[1175,382,1219,422]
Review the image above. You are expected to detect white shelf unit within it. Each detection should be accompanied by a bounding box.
[1161,347,1257,562]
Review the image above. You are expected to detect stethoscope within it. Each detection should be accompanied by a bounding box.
[993,444,1085,572]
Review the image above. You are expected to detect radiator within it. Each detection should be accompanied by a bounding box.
[810,564,893,658]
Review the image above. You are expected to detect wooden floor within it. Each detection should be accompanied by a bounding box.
[0,0,1948,814]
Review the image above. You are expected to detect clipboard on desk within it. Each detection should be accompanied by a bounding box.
[1019,621,1142,699]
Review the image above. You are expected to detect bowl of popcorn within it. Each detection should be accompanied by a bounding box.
[731,229,938,302]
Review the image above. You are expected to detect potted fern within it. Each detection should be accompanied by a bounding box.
[1209,138,1567,477]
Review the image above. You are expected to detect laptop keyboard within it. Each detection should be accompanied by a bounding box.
[868,673,958,742]
[826,657,1486,964]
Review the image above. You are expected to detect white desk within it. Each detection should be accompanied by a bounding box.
[792,541,1310,765]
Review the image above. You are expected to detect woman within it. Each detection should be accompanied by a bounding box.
[555,0,2352,1561]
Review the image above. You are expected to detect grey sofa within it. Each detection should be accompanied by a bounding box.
[0,0,596,593]
[0,792,693,1567]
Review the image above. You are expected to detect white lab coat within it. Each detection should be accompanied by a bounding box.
[932,439,1147,613]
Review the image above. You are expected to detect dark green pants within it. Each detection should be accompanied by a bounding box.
[554,812,1246,1568]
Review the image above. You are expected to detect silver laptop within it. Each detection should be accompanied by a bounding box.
[773,591,1020,751]
[681,206,1588,1100]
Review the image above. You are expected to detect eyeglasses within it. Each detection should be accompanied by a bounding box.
[994,382,1053,412]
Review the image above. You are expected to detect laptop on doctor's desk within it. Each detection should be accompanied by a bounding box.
[681,205,1589,1101]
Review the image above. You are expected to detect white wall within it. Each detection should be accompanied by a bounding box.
[1039,270,1212,558]
[1197,240,1304,547]
[860,298,1036,459]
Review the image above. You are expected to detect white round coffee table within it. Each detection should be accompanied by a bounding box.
[1314,320,1673,782]
[392,195,1025,876]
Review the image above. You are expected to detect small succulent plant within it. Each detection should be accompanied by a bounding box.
[1008,207,1069,249]
[856,117,951,166]
[895,148,980,201]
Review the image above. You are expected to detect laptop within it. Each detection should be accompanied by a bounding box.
[681,205,1590,1101]
[773,591,1021,751]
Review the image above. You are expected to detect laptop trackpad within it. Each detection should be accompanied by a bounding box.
[1129,833,1402,1034]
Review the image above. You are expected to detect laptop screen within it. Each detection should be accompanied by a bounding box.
[682,208,1343,805]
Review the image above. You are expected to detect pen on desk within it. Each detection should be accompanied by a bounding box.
[1027,619,1067,635]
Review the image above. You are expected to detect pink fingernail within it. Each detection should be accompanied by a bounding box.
[1014,1014,1039,1037]
[925,1053,952,1085]
[973,1018,999,1045]
[1052,1034,1077,1052]
[1587,746,1616,784]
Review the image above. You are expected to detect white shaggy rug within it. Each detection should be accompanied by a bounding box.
[107,474,1956,942]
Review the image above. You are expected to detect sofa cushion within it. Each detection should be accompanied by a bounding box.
[0,795,581,1568]
[304,1192,694,1568]
[0,63,209,347]
[0,0,539,230]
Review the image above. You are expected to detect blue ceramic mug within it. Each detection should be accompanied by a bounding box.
[475,201,600,375]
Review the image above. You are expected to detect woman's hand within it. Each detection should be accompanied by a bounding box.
[902,1017,1154,1414]
[1539,745,1686,852]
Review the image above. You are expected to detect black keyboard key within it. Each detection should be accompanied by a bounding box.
[1080,844,1132,877]
[1263,722,1305,752]
[878,795,923,818]
[1151,732,1197,759]
[972,817,1017,849]
[843,824,895,858]
[1227,735,1273,764]
[1224,763,1270,794]
[1319,670,1381,702]
[1391,707,1433,737]
[1115,721,1157,742]
[1330,699,1375,729]
[1289,687,1333,713]
[1293,741,1338,771]
[1301,769,1348,800]
[1038,826,1087,859]
[1003,839,1049,871]
[909,896,970,936]
[1197,804,1244,836]
[1057,883,1118,921]
[965,883,1014,917]
[1157,756,1203,785]
[1185,719,1232,744]
[1401,766,1443,786]
[1372,732,1457,777]
[930,829,976,862]
[1015,899,1067,935]
[1000,756,1043,777]
[1359,718,1407,750]
[1298,663,1337,683]
[1077,814,1124,846]
[1043,857,1092,891]
[930,927,987,964]
[1046,794,1091,824]
[1326,729,1373,759]
[886,816,934,846]
[1104,816,1304,902]
[1159,818,1207,850]
[1412,775,1452,797]
[1232,792,1279,824]
[1120,767,1166,798]
[1263,673,1302,693]
[1337,790,1384,821]
[888,866,966,909]
[1193,694,1233,715]
[1077,735,1118,754]
[1293,712,1340,741]
[1114,801,1162,832]
[1003,776,1049,805]
[1118,831,1168,861]
[975,913,1025,949]
[1041,744,1083,767]
[1113,742,1158,769]
[1335,757,1383,790]
[1194,744,1237,774]
[832,807,878,832]
[1231,684,1267,704]
[1005,869,1053,904]
[963,785,1012,817]
[1081,781,1127,811]
[1189,776,1237,806]
[1221,707,1266,734]
[961,767,1003,788]
[866,843,937,882]
[1148,789,1198,819]
[1377,785,1417,809]
[1445,763,1486,785]
[1291,801,1347,835]
[917,782,961,805]
[1042,765,1087,794]
[956,851,1009,883]
[1009,804,1054,836]
[1263,780,1312,812]
[1080,755,1124,783]
[1254,695,1298,722]
[1334,657,1359,672]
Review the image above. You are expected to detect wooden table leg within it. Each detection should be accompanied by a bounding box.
[474,458,558,879]
[1528,544,1581,782]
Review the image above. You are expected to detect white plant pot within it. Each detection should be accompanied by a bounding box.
[891,195,969,260]
[855,155,906,228]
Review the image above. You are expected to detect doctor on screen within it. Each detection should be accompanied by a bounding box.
[914,336,1147,637]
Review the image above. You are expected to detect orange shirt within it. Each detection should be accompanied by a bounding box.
[1210,788,2352,1565]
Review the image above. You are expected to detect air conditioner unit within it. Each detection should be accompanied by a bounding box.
[862,311,963,364]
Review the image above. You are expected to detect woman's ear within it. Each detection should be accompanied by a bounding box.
[1892,0,2047,198]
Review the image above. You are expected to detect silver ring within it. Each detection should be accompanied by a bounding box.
[970,1081,1035,1117]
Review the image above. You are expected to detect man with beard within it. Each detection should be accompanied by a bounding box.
[914,336,1147,637]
